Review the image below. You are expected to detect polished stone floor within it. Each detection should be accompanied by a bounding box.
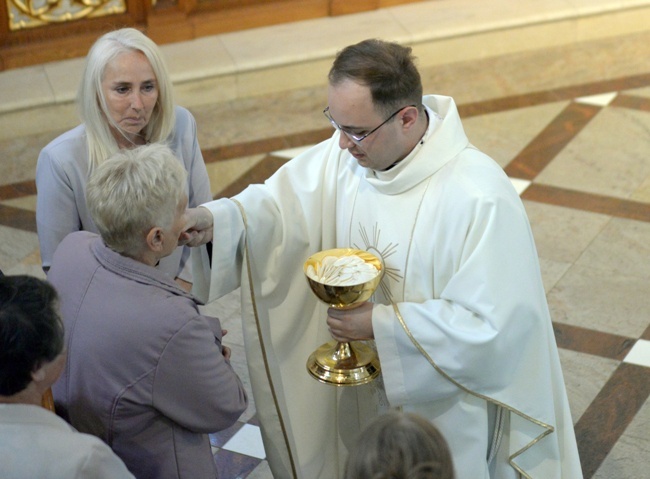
[1,1,650,478]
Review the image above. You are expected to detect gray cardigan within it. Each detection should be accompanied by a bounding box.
[49,231,248,479]
[35,106,212,281]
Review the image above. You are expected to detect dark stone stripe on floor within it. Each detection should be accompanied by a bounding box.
[457,72,650,118]
[214,155,289,199]
[458,91,571,118]
[202,129,332,163]
[553,323,635,361]
[0,179,36,199]
[610,93,650,112]
[0,204,36,232]
[504,102,601,180]
[574,363,650,478]
[521,184,650,222]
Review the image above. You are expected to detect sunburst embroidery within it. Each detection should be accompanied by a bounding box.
[354,222,403,300]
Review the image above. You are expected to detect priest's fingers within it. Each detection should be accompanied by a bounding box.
[187,206,214,230]
[178,230,193,246]
[328,327,351,343]
[326,302,374,340]
[179,228,213,247]
[180,206,214,246]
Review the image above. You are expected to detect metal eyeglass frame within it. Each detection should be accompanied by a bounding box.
[323,104,416,143]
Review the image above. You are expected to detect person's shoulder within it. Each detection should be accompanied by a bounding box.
[53,428,135,478]
[64,428,113,451]
[0,407,134,479]
[38,125,88,172]
[60,230,97,245]
[41,124,87,154]
[0,403,48,423]
[151,287,202,319]
[173,105,194,123]
[168,106,199,156]
[54,231,98,260]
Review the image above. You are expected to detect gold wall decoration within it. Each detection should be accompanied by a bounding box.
[8,0,127,31]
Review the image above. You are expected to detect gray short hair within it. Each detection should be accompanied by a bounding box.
[86,143,188,256]
[78,28,176,170]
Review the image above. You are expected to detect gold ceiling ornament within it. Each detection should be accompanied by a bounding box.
[8,0,126,31]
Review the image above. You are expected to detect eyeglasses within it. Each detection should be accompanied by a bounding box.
[323,105,416,143]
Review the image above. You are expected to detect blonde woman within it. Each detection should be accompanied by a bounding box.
[36,28,211,291]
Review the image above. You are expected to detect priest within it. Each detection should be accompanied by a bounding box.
[184,39,583,479]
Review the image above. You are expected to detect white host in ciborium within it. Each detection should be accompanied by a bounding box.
[303,248,384,386]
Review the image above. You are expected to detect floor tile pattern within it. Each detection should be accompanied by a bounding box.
[2,12,650,479]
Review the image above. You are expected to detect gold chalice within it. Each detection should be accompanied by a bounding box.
[304,248,384,386]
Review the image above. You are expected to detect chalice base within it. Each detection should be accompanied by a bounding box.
[306,340,380,386]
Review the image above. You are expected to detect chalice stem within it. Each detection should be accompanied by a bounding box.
[333,341,357,368]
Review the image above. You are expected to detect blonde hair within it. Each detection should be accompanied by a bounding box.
[344,411,455,479]
[78,28,176,170]
[86,143,187,257]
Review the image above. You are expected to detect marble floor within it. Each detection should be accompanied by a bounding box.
[1,0,650,478]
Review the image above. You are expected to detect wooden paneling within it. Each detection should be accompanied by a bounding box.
[0,0,145,70]
[0,0,425,71]
[181,0,328,39]
[380,0,425,6]
[329,0,379,16]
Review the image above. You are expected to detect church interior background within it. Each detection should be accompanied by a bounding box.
[1,0,649,477]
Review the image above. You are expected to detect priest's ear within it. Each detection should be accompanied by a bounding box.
[400,105,419,129]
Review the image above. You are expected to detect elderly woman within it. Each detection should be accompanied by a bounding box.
[36,27,211,291]
[48,143,247,479]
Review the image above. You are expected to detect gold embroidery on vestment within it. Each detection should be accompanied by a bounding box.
[233,199,298,479]
[391,301,553,479]
[347,171,552,478]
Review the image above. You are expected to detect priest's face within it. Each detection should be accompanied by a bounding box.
[326,79,409,171]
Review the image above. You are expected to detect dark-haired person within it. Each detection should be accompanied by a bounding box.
[0,275,134,479]
[183,39,582,478]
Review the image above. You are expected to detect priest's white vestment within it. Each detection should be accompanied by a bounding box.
[192,95,583,479]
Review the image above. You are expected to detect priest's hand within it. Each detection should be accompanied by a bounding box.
[327,302,374,342]
[180,206,214,246]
